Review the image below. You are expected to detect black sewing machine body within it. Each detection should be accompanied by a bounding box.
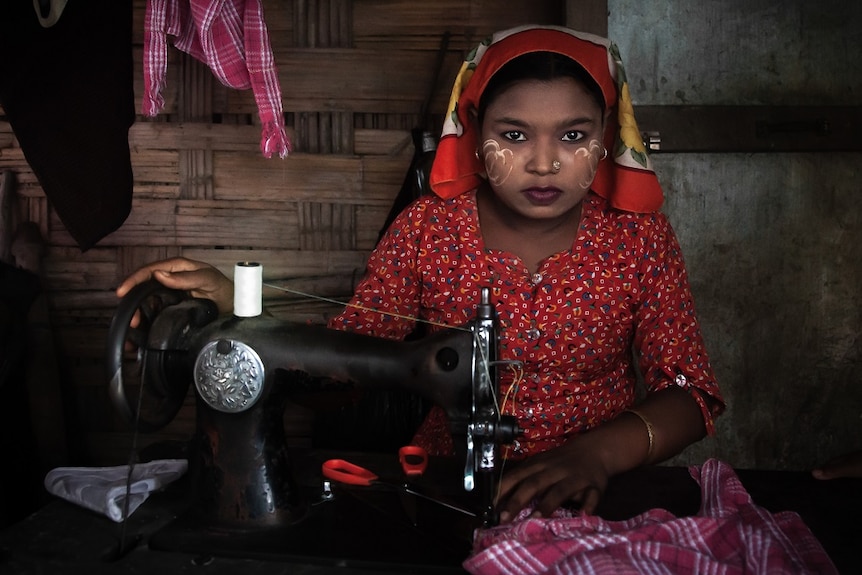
[106,279,518,534]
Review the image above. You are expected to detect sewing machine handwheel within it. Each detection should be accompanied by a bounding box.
[106,280,212,432]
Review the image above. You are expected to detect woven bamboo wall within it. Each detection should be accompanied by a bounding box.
[0,0,591,466]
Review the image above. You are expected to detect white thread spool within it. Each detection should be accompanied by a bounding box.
[234,261,262,317]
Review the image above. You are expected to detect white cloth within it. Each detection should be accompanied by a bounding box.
[44,459,188,522]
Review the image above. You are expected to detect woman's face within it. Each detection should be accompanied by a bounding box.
[477,76,606,222]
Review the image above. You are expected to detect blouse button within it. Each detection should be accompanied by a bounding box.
[675,374,690,388]
[527,327,541,340]
[531,272,543,285]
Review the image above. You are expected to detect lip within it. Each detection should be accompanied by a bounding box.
[522,187,562,205]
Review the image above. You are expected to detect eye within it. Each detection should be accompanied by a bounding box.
[561,130,586,142]
[502,130,527,142]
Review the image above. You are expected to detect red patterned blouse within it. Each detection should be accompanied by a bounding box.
[329,190,724,457]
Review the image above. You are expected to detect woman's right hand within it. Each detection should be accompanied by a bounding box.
[116,257,235,315]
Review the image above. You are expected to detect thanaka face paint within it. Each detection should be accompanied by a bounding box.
[572,139,604,190]
[483,136,603,194]
[482,139,514,186]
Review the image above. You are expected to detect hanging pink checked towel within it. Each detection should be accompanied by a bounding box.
[142,0,291,158]
[464,459,837,575]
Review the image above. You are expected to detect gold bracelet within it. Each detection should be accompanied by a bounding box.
[624,408,655,463]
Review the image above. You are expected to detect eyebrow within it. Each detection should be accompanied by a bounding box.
[492,115,597,129]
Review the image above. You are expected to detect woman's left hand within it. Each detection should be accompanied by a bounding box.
[494,388,710,523]
[495,437,610,523]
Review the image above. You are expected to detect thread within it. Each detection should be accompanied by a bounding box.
[234,261,262,317]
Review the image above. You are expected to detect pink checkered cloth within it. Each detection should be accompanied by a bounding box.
[465,459,837,575]
[142,0,291,158]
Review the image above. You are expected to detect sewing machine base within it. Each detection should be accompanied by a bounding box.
[150,451,479,572]
[151,487,471,571]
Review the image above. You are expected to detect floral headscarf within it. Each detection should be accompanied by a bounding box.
[429,25,663,213]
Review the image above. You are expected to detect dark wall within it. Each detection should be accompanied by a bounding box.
[610,0,862,469]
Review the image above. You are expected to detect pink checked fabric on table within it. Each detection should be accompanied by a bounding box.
[142,0,291,158]
[464,459,837,575]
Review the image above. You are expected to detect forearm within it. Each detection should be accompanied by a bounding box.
[587,386,707,477]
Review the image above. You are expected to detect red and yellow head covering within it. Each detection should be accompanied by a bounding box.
[429,25,663,213]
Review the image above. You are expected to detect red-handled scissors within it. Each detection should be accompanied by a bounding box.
[321,458,383,486]
[399,445,428,478]
[320,449,475,518]
[322,446,428,485]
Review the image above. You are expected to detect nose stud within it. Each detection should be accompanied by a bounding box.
[552,160,561,172]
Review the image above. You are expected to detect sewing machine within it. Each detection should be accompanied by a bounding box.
[106,263,520,539]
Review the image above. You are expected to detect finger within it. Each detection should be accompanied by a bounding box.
[495,469,525,502]
[160,269,223,298]
[578,485,602,516]
[532,482,583,519]
[116,266,158,298]
[497,487,533,524]
[498,472,554,523]
[496,458,551,500]
[152,269,193,290]
[115,258,204,297]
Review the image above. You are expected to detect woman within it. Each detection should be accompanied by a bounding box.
[117,25,725,523]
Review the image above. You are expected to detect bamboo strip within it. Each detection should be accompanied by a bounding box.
[174,201,301,249]
[341,112,354,154]
[224,48,462,115]
[307,112,320,153]
[340,0,353,47]
[319,112,332,154]
[355,204,393,250]
[294,0,307,47]
[331,111,343,154]
[318,0,330,47]
[350,0,563,44]
[355,128,412,156]
[129,122,291,152]
[213,153,366,201]
[307,0,318,47]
